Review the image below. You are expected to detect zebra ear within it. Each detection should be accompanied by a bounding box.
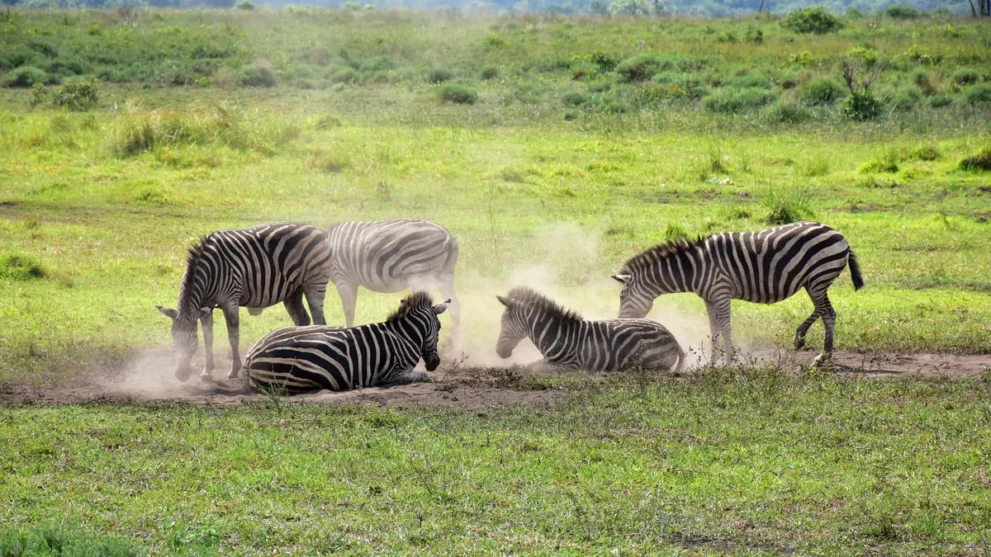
[496,295,512,308]
[432,299,451,315]
[156,305,179,320]
[612,274,631,284]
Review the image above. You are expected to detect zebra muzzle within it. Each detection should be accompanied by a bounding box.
[425,354,440,372]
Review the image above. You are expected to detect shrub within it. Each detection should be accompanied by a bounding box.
[561,91,587,107]
[890,87,921,111]
[590,50,619,71]
[800,78,846,105]
[616,54,664,83]
[765,99,810,123]
[952,68,980,86]
[29,78,99,111]
[761,187,815,225]
[906,144,941,161]
[859,149,899,174]
[309,151,351,173]
[652,72,709,100]
[959,148,991,172]
[842,92,883,121]
[909,69,939,96]
[480,67,500,80]
[3,66,51,88]
[702,87,778,113]
[928,94,953,108]
[237,62,277,87]
[428,69,454,84]
[358,56,394,73]
[782,7,843,34]
[885,5,921,19]
[236,0,255,9]
[0,251,47,280]
[965,84,991,105]
[663,223,690,242]
[0,46,42,70]
[329,67,357,84]
[439,83,478,105]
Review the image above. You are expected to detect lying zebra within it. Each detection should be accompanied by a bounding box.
[613,221,864,365]
[242,292,450,393]
[495,287,685,373]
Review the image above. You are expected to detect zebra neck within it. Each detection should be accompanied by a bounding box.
[650,248,702,295]
[384,319,424,355]
[177,265,216,317]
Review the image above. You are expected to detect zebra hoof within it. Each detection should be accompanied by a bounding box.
[812,353,832,368]
[227,369,240,380]
[794,337,806,350]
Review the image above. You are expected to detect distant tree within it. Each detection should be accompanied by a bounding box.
[609,0,651,14]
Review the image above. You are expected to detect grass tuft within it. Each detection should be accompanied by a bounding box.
[0,251,48,281]
[959,148,991,172]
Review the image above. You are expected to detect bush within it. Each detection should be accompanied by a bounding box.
[761,187,815,225]
[0,251,47,280]
[765,99,810,123]
[428,69,454,84]
[909,69,939,96]
[959,148,991,172]
[480,67,500,80]
[237,62,277,87]
[702,87,778,113]
[928,94,953,108]
[30,78,99,111]
[358,56,394,73]
[952,68,980,86]
[438,83,478,105]
[616,54,664,83]
[561,91,587,107]
[0,526,141,557]
[906,144,941,161]
[652,72,709,100]
[0,46,42,70]
[329,67,357,84]
[783,7,843,34]
[3,66,51,88]
[859,149,899,174]
[885,5,921,19]
[800,78,846,105]
[890,87,921,111]
[842,92,883,121]
[964,84,991,105]
[236,0,255,8]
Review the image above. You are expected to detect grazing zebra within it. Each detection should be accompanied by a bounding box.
[327,219,459,333]
[612,221,864,365]
[156,222,332,382]
[242,292,450,393]
[495,287,685,373]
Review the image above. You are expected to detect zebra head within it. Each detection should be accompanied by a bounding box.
[494,295,528,359]
[389,293,451,372]
[612,273,654,319]
[156,305,211,381]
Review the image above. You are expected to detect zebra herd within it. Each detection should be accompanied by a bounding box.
[157,219,863,394]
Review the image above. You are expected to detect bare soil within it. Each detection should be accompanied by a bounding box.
[0,350,987,408]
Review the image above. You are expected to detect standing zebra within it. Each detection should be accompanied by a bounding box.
[495,287,685,373]
[242,292,450,393]
[156,223,332,382]
[327,219,459,333]
[612,221,864,365]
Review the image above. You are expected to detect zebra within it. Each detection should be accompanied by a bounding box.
[495,287,685,373]
[326,219,459,333]
[612,221,864,365]
[241,292,451,393]
[156,222,332,382]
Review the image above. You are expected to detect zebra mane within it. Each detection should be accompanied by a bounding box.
[387,291,435,322]
[621,236,706,272]
[505,287,583,323]
[177,237,209,315]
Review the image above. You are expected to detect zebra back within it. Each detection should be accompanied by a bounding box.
[326,219,457,288]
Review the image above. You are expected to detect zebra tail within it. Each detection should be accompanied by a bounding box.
[848,250,865,291]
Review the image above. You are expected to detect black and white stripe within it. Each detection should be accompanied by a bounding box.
[156,222,332,382]
[613,221,864,364]
[496,287,685,372]
[327,218,460,332]
[242,292,451,393]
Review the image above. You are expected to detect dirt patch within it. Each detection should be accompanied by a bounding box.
[0,351,987,408]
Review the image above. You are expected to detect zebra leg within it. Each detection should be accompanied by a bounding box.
[391,371,431,385]
[812,293,837,367]
[794,287,822,350]
[335,280,358,327]
[439,274,460,335]
[704,300,723,364]
[283,290,311,327]
[200,310,215,380]
[222,304,242,379]
[706,298,734,364]
[303,284,327,326]
[528,360,574,374]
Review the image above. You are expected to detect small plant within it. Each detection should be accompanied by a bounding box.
[928,94,953,109]
[427,68,454,84]
[859,148,900,174]
[309,150,351,173]
[782,7,843,35]
[952,68,980,86]
[561,91,587,107]
[480,67,500,80]
[890,87,921,112]
[0,251,48,280]
[438,83,478,105]
[702,87,777,113]
[800,78,846,105]
[965,84,991,106]
[959,148,991,172]
[761,186,815,225]
[663,222,690,242]
[906,144,941,161]
[909,68,939,96]
[30,77,99,111]
[615,54,664,83]
[766,99,810,123]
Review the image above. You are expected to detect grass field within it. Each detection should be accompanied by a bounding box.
[1,8,990,556]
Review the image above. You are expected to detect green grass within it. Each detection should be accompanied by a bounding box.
[2,370,991,554]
